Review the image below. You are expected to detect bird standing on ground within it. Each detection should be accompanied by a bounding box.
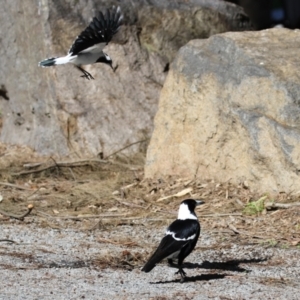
[38,6,123,80]
[142,199,204,282]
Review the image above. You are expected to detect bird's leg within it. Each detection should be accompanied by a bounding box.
[175,267,187,283]
[112,64,118,72]
[168,259,176,267]
[76,66,94,80]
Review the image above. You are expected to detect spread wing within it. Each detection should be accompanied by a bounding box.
[142,219,200,272]
[69,6,123,56]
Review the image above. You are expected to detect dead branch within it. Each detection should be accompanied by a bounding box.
[226,223,273,240]
[35,210,131,219]
[200,213,243,217]
[227,223,240,234]
[97,238,138,247]
[0,204,34,221]
[13,159,108,176]
[0,182,32,191]
[104,138,149,159]
[114,198,145,209]
[115,217,172,222]
[265,202,300,209]
[156,187,193,202]
[0,239,18,244]
[23,158,108,169]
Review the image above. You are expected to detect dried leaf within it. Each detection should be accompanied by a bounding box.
[174,187,193,197]
[108,207,118,212]
[291,240,300,246]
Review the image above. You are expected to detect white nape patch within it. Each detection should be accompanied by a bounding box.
[177,203,197,220]
[165,230,196,242]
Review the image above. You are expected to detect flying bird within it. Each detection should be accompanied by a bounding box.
[142,199,204,282]
[38,6,123,80]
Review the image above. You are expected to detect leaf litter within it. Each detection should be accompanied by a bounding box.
[0,144,299,271]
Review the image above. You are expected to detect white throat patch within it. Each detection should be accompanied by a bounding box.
[177,203,197,220]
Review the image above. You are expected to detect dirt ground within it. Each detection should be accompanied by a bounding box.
[0,143,300,299]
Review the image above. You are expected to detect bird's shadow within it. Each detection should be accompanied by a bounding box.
[151,273,227,284]
[150,258,268,284]
[183,257,268,272]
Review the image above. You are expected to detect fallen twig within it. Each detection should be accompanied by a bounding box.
[13,159,108,176]
[114,198,158,213]
[97,238,138,247]
[0,182,32,191]
[114,198,145,209]
[226,223,273,240]
[104,138,149,159]
[265,202,300,209]
[0,204,34,220]
[0,239,18,244]
[156,187,193,202]
[117,217,172,222]
[227,223,240,234]
[199,213,243,217]
[35,210,131,219]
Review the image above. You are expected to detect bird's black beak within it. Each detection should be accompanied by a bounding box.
[195,200,205,206]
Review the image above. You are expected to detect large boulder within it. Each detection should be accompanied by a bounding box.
[145,28,300,193]
[0,0,250,157]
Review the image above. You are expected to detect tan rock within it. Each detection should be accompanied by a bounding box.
[145,28,300,193]
[0,0,250,157]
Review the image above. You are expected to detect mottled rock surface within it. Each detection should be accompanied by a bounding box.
[145,28,300,193]
[0,0,249,156]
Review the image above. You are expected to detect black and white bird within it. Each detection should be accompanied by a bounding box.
[38,6,123,80]
[142,199,204,282]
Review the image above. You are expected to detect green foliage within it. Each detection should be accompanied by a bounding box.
[243,195,268,215]
[260,239,278,247]
[281,243,290,249]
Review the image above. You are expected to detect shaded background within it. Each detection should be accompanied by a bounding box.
[226,0,300,29]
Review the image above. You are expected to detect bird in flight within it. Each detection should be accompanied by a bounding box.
[38,6,123,80]
[142,199,204,282]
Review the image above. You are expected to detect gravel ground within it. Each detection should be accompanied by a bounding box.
[1,220,299,300]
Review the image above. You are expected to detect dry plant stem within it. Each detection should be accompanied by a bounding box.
[27,187,43,199]
[13,159,108,176]
[114,198,145,209]
[88,219,104,231]
[0,205,34,220]
[0,182,32,191]
[97,238,137,247]
[200,213,242,217]
[265,202,300,209]
[0,239,18,243]
[23,158,108,169]
[228,223,240,234]
[104,138,149,159]
[35,210,131,219]
[227,223,272,240]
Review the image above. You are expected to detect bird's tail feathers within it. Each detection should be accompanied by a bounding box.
[141,256,158,273]
[39,55,72,67]
[38,57,58,67]
[141,262,155,273]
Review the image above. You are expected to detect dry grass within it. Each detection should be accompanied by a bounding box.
[0,143,299,250]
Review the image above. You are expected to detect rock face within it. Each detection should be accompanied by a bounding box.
[0,0,249,157]
[145,28,300,193]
